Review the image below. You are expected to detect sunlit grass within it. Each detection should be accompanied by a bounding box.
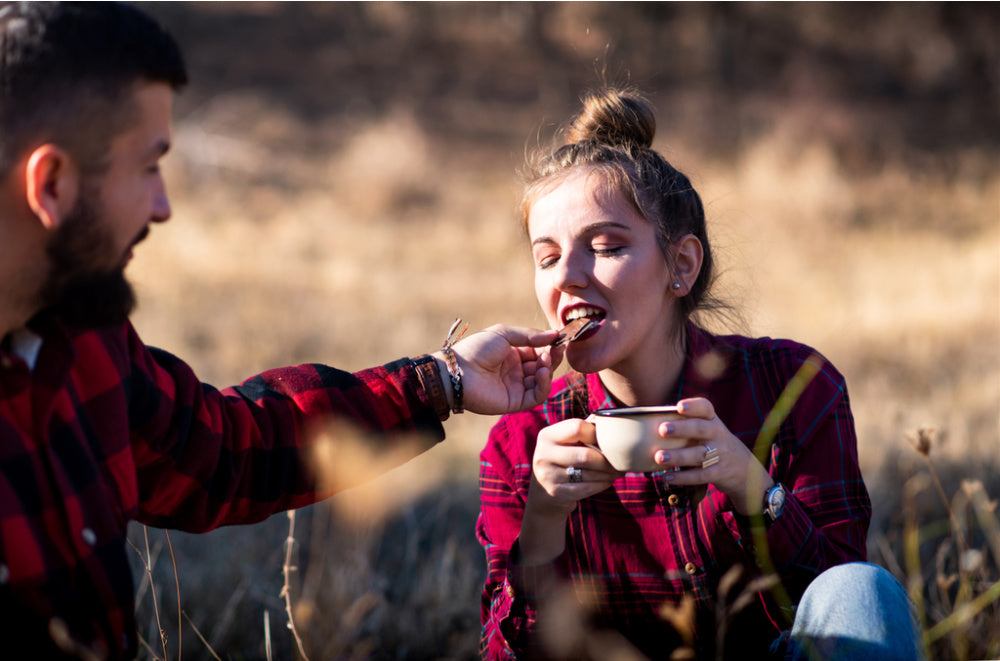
[125,5,997,657]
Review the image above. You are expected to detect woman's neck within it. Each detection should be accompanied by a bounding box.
[599,325,688,407]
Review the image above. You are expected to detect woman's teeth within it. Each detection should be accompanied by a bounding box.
[564,306,602,322]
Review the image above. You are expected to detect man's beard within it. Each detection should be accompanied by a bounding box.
[38,192,138,329]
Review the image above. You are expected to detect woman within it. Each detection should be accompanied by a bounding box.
[477,88,923,660]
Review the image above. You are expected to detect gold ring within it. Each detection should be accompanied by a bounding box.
[701,446,720,469]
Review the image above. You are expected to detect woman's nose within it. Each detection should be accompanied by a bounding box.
[552,250,589,291]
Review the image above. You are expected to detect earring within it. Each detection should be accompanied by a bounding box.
[672,282,681,290]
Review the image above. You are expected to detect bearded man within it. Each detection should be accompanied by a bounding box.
[0,3,561,658]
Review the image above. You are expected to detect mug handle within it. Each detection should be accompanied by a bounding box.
[583,414,601,452]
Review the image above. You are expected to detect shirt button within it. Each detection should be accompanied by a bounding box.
[684,562,698,575]
[667,494,680,506]
[0,564,8,584]
[82,528,97,546]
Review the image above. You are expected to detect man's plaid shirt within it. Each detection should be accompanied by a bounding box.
[0,313,445,659]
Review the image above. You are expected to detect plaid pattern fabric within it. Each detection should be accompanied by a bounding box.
[0,314,445,659]
[477,323,871,660]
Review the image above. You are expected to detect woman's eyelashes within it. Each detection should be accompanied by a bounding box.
[535,243,626,270]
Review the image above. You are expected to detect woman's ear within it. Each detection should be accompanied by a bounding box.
[25,144,80,230]
[670,234,704,296]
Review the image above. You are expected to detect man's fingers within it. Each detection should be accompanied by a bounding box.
[485,324,560,348]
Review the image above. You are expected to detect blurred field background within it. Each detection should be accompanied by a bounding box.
[124,3,998,660]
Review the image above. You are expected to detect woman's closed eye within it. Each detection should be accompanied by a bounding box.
[535,245,625,270]
[534,248,560,270]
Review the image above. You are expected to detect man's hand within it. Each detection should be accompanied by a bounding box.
[434,324,564,415]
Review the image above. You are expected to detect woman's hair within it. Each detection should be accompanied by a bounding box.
[521,88,715,324]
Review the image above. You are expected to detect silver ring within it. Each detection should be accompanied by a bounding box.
[566,466,584,483]
[701,445,720,469]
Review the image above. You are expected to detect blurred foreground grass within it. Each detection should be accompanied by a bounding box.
[127,3,998,659]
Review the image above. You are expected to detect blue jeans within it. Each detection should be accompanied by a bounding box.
[776,562,927,661]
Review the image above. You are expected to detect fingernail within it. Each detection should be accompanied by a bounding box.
[662,422,675,436]
[655,450,670,464]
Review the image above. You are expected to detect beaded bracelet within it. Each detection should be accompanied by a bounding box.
[441,317,469,414]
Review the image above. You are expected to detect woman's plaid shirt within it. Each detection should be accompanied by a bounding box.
[477,323,871,660]
[0,314,445,659]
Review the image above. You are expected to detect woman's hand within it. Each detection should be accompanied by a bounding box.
[654,397,774,515]
[437,324,564,415]
[518,418,621,565]
[530,418,621,514]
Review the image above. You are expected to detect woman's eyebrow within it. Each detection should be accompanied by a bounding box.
[530,221,632,246]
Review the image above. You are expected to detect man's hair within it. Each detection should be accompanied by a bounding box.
[0,1,187,178]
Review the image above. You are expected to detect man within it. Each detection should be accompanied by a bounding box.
[0,3,562,658]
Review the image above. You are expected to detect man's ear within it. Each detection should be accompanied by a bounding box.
[25,144,80,230]
[670,234,704,296]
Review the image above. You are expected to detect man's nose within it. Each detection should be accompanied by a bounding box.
[151,187,171,224]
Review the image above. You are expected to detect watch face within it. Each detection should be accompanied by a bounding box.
[771,487,785,511]
[767,485,786,519]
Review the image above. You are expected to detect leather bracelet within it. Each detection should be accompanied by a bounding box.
[411,354,450,421]
[441,318,469,415]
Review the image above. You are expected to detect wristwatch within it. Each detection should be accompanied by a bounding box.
[763,483,787,524]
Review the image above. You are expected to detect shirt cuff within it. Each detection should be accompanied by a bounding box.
[508,539,570,599]
[762,494,816,568]
[731,492,816,570]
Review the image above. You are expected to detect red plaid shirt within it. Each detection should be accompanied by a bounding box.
[477,323,870,660]
[0,313,446,659]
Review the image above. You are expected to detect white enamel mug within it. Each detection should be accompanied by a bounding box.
[585,405,685,472]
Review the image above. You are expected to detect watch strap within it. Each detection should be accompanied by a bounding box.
[411,354,450,421]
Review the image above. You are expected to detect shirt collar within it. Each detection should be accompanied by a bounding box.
[4,327,44,371]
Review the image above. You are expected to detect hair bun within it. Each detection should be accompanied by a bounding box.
[564,88,656,150]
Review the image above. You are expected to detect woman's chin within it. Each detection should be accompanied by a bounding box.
[565,349,606,375]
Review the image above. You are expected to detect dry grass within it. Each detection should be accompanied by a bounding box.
[125,3,998,659]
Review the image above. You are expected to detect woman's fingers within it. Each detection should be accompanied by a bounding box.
[676,396,716,419]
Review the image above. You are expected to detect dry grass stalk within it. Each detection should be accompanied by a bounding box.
[900,437,1000,659]
[128,527,168,659]
[281,510,310,661]
[180,612,222,661]
[264,609,272,661]
[164,531,182,661]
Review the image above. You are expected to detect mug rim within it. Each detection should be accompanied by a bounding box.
[591,405,680,417]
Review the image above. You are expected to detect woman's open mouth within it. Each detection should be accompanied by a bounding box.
[555,305,605,344]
